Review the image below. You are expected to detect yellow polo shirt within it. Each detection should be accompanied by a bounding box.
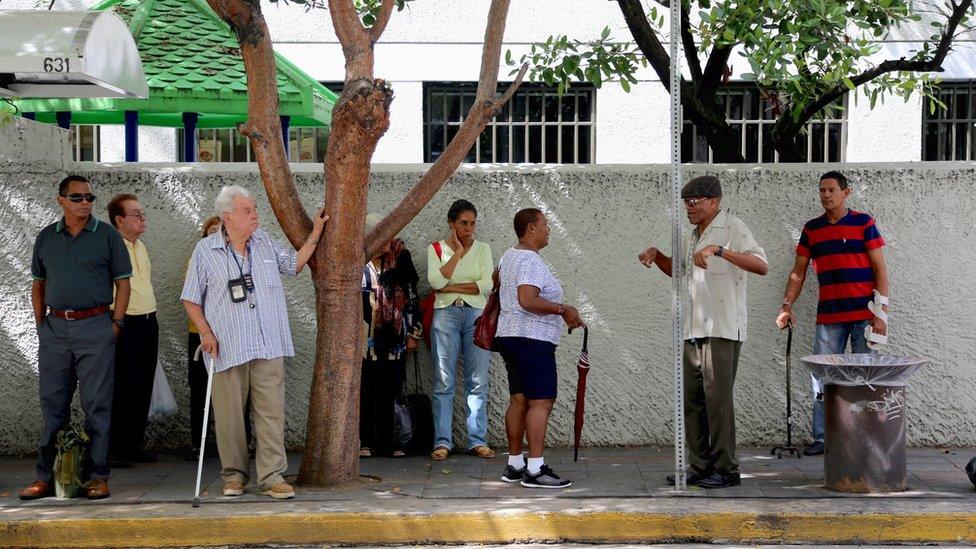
[113,238,157,315]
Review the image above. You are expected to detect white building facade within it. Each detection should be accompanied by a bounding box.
[14,0,976,164]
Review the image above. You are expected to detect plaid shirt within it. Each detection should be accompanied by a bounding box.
[181,228,298,372]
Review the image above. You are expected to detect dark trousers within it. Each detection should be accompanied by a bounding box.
[36,313,115,482]
[359,355,406,455]
[110,313,159,459]
[683,337,742,476]
[188,332,249,448]
[187,332,209,446]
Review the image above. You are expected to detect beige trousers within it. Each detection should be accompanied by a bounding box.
[211,357,287,489]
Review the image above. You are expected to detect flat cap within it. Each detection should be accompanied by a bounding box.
[681,175,722,199]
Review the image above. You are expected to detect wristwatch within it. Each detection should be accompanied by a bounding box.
[715,245,724,258]
[112,318,125,329]
[557,304,566,316]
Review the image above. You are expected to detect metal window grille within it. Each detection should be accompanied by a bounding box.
[70,125,100,162]
[423,82,596,164]
[176,127,328,163]
[923,81,976,161]
[682,85,847,163]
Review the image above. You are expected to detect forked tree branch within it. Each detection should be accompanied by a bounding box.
[369,0,395,43]
[775,0,973,140]
[364,0,524,258]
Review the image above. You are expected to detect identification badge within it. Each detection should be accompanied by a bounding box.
[228,277,248,303]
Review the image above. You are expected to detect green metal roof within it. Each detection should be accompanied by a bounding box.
[16,0,336,128]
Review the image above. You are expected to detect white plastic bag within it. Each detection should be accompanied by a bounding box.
[148,361,178,422]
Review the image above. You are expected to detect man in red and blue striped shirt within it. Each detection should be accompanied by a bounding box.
[775,171,890,456]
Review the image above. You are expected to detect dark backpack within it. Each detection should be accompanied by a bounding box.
[966,454,976,488]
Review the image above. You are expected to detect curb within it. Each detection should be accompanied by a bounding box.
[3,510,976,547]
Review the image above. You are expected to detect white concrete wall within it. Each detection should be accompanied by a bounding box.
[1,121,975,454]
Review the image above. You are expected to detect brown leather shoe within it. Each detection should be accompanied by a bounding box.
[19,480,52,500]
[84,479,110,500]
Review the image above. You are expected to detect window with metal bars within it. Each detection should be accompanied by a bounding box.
[923,82,976,161]
[176,127,329,163]
[423,83,596,164]
[682,85,847,163]
[70,125,100,162]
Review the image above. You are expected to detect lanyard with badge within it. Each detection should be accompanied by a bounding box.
[225,232,255,308]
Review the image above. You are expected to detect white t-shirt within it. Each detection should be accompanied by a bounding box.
[496,247,564,345]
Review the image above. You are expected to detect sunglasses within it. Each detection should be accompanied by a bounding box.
[683,197,710,207]
[62,193,96,203]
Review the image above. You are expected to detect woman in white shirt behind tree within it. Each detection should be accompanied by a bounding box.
[428,200,495,461]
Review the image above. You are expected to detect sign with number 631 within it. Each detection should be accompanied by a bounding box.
[42,57,72,73]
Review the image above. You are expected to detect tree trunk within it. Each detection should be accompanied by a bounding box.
[298,80,392,486]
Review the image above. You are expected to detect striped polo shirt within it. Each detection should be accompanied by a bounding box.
[796,210,884,324]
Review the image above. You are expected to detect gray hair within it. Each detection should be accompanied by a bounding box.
[214,185,253,216]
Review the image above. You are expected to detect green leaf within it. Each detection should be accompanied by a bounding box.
[842,77,855,91]
[621,78,631,92]
[601,26,611,40]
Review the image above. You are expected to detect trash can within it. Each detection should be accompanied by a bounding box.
[800,353,927,493]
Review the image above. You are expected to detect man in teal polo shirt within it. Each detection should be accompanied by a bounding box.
[20,175,132,501]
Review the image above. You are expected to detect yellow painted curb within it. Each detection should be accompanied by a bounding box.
[2,511,976,547]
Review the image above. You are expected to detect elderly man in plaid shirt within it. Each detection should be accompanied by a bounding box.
[182,186,326,500]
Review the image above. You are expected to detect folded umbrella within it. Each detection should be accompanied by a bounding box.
[573,326,590,462]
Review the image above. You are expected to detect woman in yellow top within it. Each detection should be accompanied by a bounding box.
[428,200,495,460]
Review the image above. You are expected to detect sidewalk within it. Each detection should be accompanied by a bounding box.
[0,446,973,547]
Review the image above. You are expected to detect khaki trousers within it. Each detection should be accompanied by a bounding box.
[683,338,742,476]
[211,357,287,489]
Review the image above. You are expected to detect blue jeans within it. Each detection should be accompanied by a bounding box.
[431,306,492,450]
[811,320,872,441]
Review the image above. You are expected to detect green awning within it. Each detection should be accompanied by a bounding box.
[15,0,336,129]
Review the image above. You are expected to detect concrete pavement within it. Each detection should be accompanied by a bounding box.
[0,446,973,547]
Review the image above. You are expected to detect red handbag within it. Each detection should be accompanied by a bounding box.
[420,241,442,347]
[473,268,500,351]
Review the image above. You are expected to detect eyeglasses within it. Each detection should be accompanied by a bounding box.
[683,197,709,207]
[62,193,96,203]
[125,211,146,220]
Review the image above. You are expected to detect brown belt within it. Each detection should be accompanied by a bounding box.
[49,305,110,320]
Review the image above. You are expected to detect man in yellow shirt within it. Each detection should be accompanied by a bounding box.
[107,194,159,468]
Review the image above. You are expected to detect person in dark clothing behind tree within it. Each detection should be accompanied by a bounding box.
[184,215,222,460]
[359,213,422,458]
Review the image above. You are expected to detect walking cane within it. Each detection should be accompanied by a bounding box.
[192,345,216,507]
[772,322,800,459]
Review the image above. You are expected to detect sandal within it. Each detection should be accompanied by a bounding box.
[392,450,406,458]
[359,447,372,458]
[467,445,496,458]
[430,446,449,461]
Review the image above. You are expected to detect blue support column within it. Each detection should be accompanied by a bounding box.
[22,112,35,121]
[124,110,139,162]
[182,112,198,162]
[55,111,71,129]
[280,115,291,159]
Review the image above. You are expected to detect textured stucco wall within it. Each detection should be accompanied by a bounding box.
[2,126,975,453]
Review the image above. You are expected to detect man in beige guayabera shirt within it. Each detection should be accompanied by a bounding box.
[638,175,768,489]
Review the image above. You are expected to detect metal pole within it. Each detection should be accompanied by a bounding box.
[669,0,687,492]
[124,110,139,162]
[182,112,199,162]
